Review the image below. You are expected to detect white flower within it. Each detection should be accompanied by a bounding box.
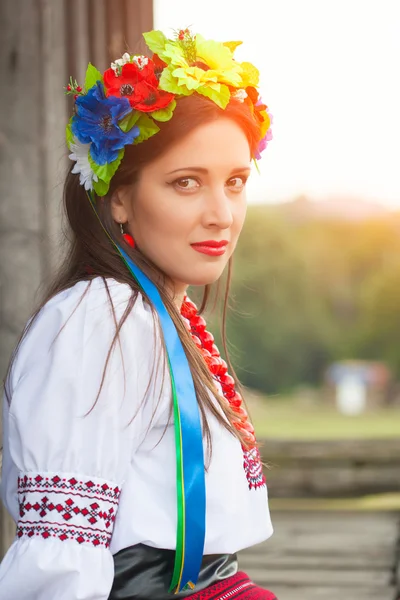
[111,52,132,75]
[132,55,149,70]
[232,88,248,102]
[111,53,150,75]
[68,137,98,191]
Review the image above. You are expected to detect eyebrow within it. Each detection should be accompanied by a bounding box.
[166,166,252,175]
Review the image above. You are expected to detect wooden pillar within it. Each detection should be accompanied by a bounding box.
[0,0,68,558]
[0,0,153,561]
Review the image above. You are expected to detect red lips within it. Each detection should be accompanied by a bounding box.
[191,240,228,248]
[190,240,229,256]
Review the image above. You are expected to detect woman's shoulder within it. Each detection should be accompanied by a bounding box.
[44,276,145,315]
[38,277,153,332]
[11,278,157,384]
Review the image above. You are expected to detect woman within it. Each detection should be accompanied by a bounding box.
[0,28,276,599]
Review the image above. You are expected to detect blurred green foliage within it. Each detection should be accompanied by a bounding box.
[203,203,400,394]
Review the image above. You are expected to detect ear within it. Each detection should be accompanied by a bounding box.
[110,186,131,224]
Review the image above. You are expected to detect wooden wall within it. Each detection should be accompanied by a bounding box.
[0,0,153,560]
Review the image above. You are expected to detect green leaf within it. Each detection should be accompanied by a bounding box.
[88,149,125,196]
[151,99,176,122]
[252,157,261,175]
[119,109,141,132]
[159,68,191,95]
[176,74,200,91]
[65,117,74,150]
[134,114,160,145]
[143,29,168,56]
[163,43,187,67]
[92,178,109,197]
[85,62,103,91]
[198,82,230,109]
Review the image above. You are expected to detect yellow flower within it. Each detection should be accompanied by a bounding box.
[143,30,259,109]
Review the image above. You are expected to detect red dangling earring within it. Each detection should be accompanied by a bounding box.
[120,222,135,249]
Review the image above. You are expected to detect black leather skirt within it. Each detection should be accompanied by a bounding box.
[108,544,238,600]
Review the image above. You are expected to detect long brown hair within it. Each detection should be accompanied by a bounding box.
[5,94,260,450]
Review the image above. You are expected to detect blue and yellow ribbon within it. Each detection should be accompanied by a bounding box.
[86,191,206,592]
[118,246,206,592]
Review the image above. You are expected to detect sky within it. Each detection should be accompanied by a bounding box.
[154,0,400,207]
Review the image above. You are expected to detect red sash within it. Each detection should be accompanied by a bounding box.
[188,571,277,599]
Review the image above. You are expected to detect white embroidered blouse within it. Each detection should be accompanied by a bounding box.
[0,277,273,599]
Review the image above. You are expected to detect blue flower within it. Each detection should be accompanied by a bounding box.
[71,82,139,165]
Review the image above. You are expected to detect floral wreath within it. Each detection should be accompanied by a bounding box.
[65,28,273,197]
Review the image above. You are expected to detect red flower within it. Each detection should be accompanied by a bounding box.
[152,53,168,81]
[103,61,174,112]
[245,86,268,126]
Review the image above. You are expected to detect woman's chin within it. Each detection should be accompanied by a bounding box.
[183,268,227,287]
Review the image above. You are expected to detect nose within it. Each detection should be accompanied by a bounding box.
[202,185,234,230]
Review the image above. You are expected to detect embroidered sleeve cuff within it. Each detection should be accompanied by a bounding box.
[17,471,122,549]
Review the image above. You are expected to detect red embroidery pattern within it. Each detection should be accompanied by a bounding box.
[17,473,121,548]
[243,447,266,490]
[17,522,111,547]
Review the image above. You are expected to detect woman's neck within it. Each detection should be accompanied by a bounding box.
[173,290,186,312]
[167,282,188,312]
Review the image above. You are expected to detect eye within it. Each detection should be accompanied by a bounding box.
[226,176,248,192]
[172,177,200,191]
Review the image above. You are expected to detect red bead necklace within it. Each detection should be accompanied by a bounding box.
[180,295,256,448]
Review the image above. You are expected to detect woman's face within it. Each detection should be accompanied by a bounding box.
[112,118,251,300]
